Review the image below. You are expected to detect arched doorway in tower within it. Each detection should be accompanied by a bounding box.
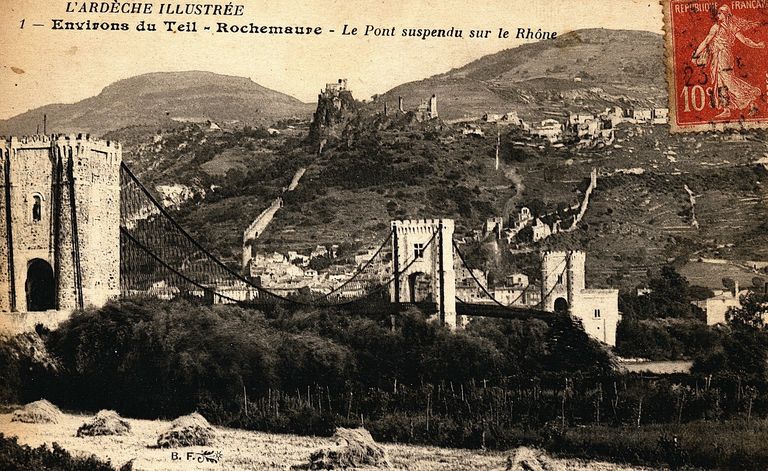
[553,297,569,314]
[26,259,55,311]
[408,272,433,303]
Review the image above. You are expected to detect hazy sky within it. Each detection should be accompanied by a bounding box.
[0,0,663,120]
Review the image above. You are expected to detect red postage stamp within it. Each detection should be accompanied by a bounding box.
[664,0,768,132]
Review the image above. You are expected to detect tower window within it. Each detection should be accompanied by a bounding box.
[594,309,601,318]
[31,194,42,223]
[414,243,425,259]
[557,273,563,285]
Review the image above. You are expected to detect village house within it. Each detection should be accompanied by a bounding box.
[483,111,524,126]
[507,273,529,287]
[248,251,305,283]
[455,266,488,303]
[568,112,595,126]
[630,108,653,123]
[695,283,747,325]
[529,119,563,143]
[462,124,484,137]
[504,207,534,242]
[532,217,561,242]
[493,285,541,307]
[311,245,329,259]
[599,106,625,127]
[288,250,310,266]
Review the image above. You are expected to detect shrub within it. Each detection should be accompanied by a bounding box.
[0,433,114,471]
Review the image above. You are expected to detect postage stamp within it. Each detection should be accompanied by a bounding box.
[664,0,768,132]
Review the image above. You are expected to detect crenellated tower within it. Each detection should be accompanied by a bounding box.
[391,219,457,328]
[0,134,121,313]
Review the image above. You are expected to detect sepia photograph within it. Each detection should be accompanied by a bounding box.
[0,0,767,469]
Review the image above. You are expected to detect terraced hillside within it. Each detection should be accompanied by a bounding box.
[374,29,665,121]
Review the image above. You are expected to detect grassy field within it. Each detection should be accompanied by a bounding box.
[0,411,655,470]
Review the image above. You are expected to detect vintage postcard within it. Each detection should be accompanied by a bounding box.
[1,0,767,470]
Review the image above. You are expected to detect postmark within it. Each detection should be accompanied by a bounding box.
[664,0,768,132]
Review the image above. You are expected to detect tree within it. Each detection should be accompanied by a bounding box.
[650,266,690,303]
[721,277,736,291]
[727,292,768,329]
[752,276,766,292]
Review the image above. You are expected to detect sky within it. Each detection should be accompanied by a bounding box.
[0,0,663,120]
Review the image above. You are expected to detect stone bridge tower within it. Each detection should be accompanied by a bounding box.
[390,219,457,328]
[540,250,586,313]
[0,135,121,314]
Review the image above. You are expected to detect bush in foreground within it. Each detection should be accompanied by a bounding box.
[0,433,114,471]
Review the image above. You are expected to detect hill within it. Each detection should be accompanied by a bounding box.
[10,28,763,292]
[0,71,314,137]
[374,29,665,120]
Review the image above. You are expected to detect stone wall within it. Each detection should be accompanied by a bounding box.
[391,219,457,328]
[0,134,121,314]
[242,197,283,268]
[0,310,72,335]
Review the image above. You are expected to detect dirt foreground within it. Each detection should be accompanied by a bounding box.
[0,411,653,470]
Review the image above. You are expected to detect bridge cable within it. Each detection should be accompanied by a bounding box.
[121,163,400,308]
[325,229,438,307]
[121,227,248,306]
[120,163,313,306]
[313,229,393,302]
[452,240,517,310]
[453,242,570,313]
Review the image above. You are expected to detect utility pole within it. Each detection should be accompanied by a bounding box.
[438,221,445,324]
[393,223,400,307]
[495,127,500,171]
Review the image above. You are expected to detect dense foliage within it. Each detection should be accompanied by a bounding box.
[40,299,611,418]
[615,266,720,360]
[1,296,767,468]
[619,266,708,321]
[0,434,114,471]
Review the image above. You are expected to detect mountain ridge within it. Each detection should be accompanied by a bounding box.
[0,71,314,137]
[373,28,665,120]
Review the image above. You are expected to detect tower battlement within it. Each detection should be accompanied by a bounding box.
[1,134,121,151]
[392,218,454,233]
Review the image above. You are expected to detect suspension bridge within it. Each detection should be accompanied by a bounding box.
[1,134,574,334]
[121,162,576,327]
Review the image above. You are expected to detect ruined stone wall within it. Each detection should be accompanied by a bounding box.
[242,197,283,269]
[0,135,121,313]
